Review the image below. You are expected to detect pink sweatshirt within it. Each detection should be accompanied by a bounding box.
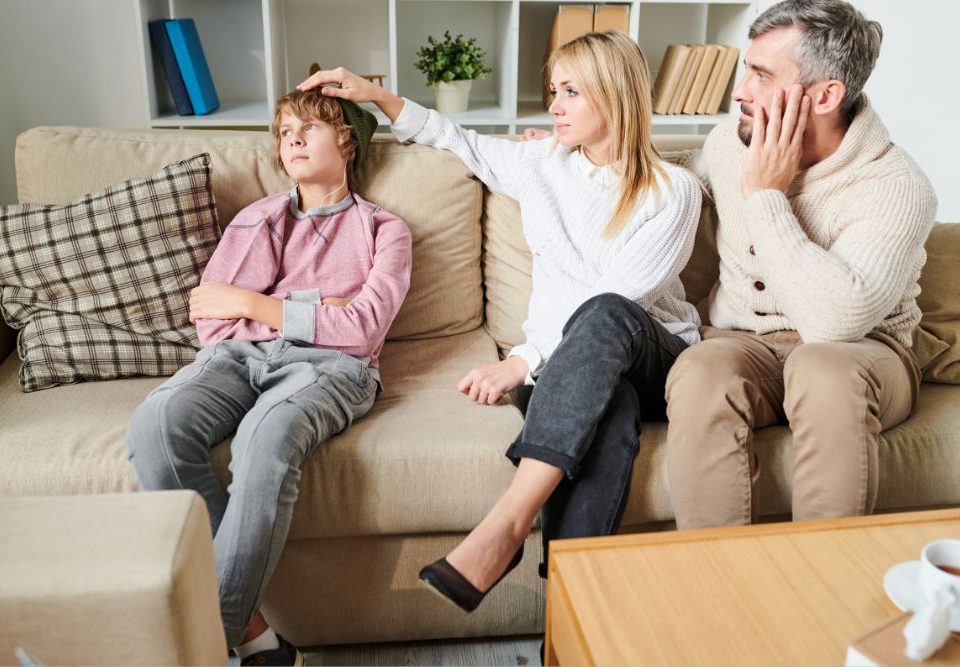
[195,187,412,370]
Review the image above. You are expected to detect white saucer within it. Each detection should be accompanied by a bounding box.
[883,560,960,631]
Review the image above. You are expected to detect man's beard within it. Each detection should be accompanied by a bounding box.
[737,103,754,147]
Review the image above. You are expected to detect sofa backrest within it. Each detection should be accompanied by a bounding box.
[13,128,484,342]
[7,127,958,383]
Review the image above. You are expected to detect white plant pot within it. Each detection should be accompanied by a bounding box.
[432,80,473,113]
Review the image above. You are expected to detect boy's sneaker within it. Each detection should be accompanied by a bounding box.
[239,634,304,667]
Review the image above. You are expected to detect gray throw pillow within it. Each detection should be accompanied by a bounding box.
[0,153,220,392]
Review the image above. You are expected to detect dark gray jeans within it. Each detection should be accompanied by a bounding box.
[507,293,689,575]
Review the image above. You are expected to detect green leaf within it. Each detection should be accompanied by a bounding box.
[413,30,491,86]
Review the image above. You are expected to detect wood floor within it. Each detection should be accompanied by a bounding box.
[302,635,541,666]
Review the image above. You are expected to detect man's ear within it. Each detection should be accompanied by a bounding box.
[810,79,846,116]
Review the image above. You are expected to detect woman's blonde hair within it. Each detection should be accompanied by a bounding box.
[546,31,667,237]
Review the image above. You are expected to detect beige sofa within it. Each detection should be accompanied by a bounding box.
[2,127,958,648]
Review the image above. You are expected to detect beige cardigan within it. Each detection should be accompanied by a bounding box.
[693,97,937,347]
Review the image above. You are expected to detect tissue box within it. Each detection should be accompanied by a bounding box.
[847,612,960,666]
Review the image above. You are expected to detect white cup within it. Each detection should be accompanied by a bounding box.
[918,539,960,610]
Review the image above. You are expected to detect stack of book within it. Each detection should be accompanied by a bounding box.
[652,44,740,116]
[148,18,220,116]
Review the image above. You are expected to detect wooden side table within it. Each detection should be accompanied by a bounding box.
[545,509,960,666]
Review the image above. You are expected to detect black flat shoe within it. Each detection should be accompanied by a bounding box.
[418,545,524,612]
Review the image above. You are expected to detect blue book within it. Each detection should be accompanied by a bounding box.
[148,20,194,116]
[164,18,220,115]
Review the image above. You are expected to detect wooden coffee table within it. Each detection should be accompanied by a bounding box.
[544,509,960,666]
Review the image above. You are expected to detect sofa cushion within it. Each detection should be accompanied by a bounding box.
[5,335,957,534]
[481,190,528,356]
[677,202,719,321]
[0,328,525,539]
[0,351,144,495]
[214,328,524,539]
[360,142,484,339]
[913,222,960,383]
[618,382,960,528]
[0,154,218,391]
[15,127,483,340]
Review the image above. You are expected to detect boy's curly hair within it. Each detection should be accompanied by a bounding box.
[271,89,357,182]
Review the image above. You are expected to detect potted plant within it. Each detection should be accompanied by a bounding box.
[414,31,492,113]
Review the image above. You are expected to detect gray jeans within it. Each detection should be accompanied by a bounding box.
[126,339,378,647]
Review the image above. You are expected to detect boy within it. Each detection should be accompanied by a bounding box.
[126,90,412,665]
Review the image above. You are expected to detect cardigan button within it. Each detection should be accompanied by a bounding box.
[754,281,765,291]
[749,245,755,255]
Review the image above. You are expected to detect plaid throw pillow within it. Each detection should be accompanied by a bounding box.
[0,153,220,392]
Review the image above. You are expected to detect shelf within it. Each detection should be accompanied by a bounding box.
[136,0,757,134]
[517,3,559,107]
[150,100,271,127]
[282,0,391,93]
[652,112,734,125]
[519,0,749,3]
[395,1,516,114]
[639,0,753,4]
[410,101,514,125]
[171,0,266,106]
[516,102,732,127]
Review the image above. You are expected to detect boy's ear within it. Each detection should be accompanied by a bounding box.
[336,130,356,160]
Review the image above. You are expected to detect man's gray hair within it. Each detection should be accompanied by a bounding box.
[749,0,882,116]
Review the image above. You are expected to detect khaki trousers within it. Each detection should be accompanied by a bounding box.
[665,326,920,529]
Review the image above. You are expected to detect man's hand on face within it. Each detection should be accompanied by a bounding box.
[741,84,811,199]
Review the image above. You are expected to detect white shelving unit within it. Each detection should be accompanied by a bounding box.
[135,0,758,134]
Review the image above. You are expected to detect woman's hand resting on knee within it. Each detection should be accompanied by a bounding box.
[458,357,529,405]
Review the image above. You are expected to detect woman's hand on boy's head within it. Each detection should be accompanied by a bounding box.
[298,66,404,123]
[297,67,379,104]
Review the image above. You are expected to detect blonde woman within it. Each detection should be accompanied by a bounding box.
[299,31,701,612]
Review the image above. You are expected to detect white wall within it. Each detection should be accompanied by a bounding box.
[855,0,960,220]
[0,0,956,219]
[0,0,145,205]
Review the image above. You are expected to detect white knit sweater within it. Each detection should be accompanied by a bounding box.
[391,99,703,381]
[693,98,937,347]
